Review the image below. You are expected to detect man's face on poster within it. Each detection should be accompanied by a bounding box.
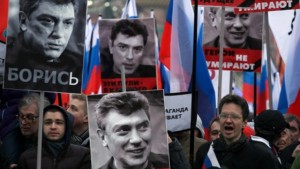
[20,1,75,61]
[100,109,151,168]
[211,7,251,48]
[109,33,144,75]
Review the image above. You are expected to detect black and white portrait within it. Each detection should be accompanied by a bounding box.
[87,90,170,169]
[4,0,87,93]
[99,18,157,93]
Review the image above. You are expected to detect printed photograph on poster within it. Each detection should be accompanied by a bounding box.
[235,0,300,13]
[87,90,170,169]
[99,18,157,93]
[4,0,87,93]
[203,6,263,72]
[194,0,256,7]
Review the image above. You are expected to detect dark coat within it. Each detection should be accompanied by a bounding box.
[17,144,91,169]
[279,140,300,169]
[195,134,279,169]
[99,152,169,169]
[249,136,282,169]
[169,138,191,169]
[204,36,262,50]
[17,105,91,169]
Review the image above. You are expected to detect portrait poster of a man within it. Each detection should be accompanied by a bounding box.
[99,18,157,93]
[4,0,87,93]
[87,90,170,169]
[203,7,263,72]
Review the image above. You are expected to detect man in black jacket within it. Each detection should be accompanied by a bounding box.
[250,109,290,169]
[18,105,91,169]
[195,94,280,169]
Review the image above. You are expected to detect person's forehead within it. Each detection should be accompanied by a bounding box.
[105,109,149,126]
[44,111,65,120]
[19,104,39,115]
[289,120,300,129]
[221,103,243,114]
[114,33,143,43]
[211,121,220,128]
[31,1,75,16]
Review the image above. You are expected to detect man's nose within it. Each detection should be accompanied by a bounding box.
[233,17,243,27]
[50,122,57,129]
[125,49,134,60]
[129,129,142,144]
[52,22,64,38]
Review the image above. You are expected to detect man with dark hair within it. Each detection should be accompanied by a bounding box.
[4,0,83,92]
[95,92,169,169]
[195,94,278,169]
[280,114,300,169]
[250,109,290,169]
[18,105,91,169]
[101,19,155,78]
[204,7,262,50]
[284,114,300,143]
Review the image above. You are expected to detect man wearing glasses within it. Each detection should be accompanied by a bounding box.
[17,93,50,140]
[18,105,91,169]
[0,93,50,169]
[195,94,280,169]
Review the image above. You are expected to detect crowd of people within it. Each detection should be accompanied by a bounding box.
[0,91,300,169]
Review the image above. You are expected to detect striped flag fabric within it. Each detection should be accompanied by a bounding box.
[195,6,216,137]
[159,0,194,93]
[121,0,137,18]
[202,143,221,169]
[243,72,255,103]
[273,10,300,117]
[256,58,269,114]
[159,1,217,137]
[82,16,101,94]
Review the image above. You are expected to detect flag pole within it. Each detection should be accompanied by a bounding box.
[264,12,273,109]
[217,7,225,106]
[120,0,130,92]
[253,72,257,118]
[36,92,45,169]
[190,0,199,167]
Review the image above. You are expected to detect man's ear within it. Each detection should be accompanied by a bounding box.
[83,113,88,123]
[97,128,107,147]
[108,40,113,54]
[19,11,28,31]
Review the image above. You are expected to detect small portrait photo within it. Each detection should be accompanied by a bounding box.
[203,6,263,50]
[99,18,157,93]
[203,6,263,72]
[4,0,87,93]
[87,90,170,169]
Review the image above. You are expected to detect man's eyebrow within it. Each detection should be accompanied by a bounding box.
[37,14,75,20]
[112,124,131,132]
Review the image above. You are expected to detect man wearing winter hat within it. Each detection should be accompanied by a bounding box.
[250,109,291,169]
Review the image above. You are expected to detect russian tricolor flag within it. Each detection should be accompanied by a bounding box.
[202,143,220,169]
[276,10,300,118]
[82,16,101,94]
[159,0,194,93]
[195,7,216,138]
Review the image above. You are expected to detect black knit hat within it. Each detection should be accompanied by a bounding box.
[255,109,290,135]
